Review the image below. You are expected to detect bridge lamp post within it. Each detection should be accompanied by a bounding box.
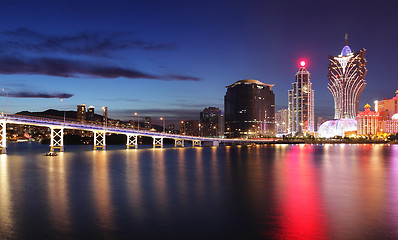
[134,112,139,130]
[2,88,8,118]
[60,99,65,125]
[181,121,185,135]
[160,117,165,133]
[102,107,107,128]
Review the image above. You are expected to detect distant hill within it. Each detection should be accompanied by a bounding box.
[16,109,101,122]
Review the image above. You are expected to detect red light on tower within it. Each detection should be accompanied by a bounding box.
[300,60,306,67]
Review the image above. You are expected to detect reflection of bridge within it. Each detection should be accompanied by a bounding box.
[0,114,278,153]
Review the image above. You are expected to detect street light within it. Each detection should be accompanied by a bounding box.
[102,107,107,128]
[135,112,139,130]
[181,121,185,135]
[2,88,8,117]
[160,117,165,133]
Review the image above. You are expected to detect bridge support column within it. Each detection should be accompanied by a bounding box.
[94,131,106,150]
[50,127,64,152]
[192,140,201,147]
[126,134,138,149]
[0,120,6,154]
[153,137,163,148]
[174,139,184,148]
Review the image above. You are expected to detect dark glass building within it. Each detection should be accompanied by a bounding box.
[224,79,275,138]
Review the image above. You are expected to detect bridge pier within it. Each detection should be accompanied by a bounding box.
[126,134,138,149]
[94,131,106,150]
[192,140,201,147]
[153,137,163,148]
[174,139,184,148]
[50,127,64,152]
[0,119,6,154]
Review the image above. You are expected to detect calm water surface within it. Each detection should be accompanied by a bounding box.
[0,142,398,239]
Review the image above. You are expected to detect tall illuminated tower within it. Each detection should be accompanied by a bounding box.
[288,61,315,134]
[327,34,367,119]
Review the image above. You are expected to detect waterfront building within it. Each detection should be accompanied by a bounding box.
[180,120,199,136]
[327,34,367,119]
[145,117,151,130]
[380,113,398,134]
[102,107,108,124]
[357,104,379,135]
[200,107,222,137]
[376,90,398,120]
[288,61,314,135]
[319,35,367,138]
[87,106,95,121]
[77,104,86,122]
[275,109,288,135]
[224,79,275,138]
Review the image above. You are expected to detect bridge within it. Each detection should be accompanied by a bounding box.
[0,114,278,153]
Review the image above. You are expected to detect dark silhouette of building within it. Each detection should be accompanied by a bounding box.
[102,107,108,125]
[77,104,86,122]
[145,117,151,130]
[179,120,199,136]
[224,79,275,138]
[200,107,223,137]
[87,106,95,121]
[167,124,175,134]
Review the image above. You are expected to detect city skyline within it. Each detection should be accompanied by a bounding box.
[0,0,397,122]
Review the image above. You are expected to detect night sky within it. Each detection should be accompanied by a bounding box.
[0,0,397,124]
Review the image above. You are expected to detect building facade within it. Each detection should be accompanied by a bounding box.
[145,117,151,130]
[87,106,95,121]
[102,107,108,124]
[77,104,86,122]
[327,35,367,119]
[224,79,275,138]
[275,109,288,135]
[288,61,314,135]
[357,104,379,135]
[179,120,199,136]
[200,107,222,137]
[376,90,398,120]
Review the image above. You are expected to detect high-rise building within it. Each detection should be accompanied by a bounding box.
[376,90,398,120]
[179,120,199,136]
[327,34,367,119]
[145,117,151,130]
[87,106,95,121]
[77,104,86,122]
[224,79,275,138]
[200,107,222,137]
[167,124,175,134]
[319,35,367,138]
[275,109,288,135]
[357,104,379,135]
[102,107,108,124]
[288,61,314,135]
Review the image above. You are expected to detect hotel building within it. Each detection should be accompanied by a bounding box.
[357,104,379,135]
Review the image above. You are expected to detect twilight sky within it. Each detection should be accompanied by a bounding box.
[0,0,397,124]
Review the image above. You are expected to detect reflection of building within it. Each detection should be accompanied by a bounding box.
[224,79,275,138]
[327,34,367,119]
[77,104,86,122]
[200,107,222,137]
[275,109,288,135]
[376,90,398,120]
[319,35,367,138]
[87,106,95,121]
[357,104,379,135]
[180,120,199,136]
[145,117,151,130]
[288,61,314,135]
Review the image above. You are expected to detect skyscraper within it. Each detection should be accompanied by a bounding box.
[145,117,151,130]
[327,34,367,119]
[288,61,314,135]
[87,106,95,121]
[200,107,222,137]
[77,104,86,122]
[224,79,275,138]
[275,109,288,135]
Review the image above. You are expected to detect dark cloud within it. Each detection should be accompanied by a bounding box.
[114,108,201,121]
[0,91,73,99]
[1,28,177,56]
[0,56,200,81]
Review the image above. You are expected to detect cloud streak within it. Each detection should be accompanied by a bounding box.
[0,91,73,99]
[0,56,200,81]
[1,28,177,56]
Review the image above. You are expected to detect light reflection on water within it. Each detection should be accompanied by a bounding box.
[0,142,398,239]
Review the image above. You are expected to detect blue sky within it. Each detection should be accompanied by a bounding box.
[0,0,397,125]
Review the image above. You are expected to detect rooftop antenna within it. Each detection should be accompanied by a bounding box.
[345,33,348,46]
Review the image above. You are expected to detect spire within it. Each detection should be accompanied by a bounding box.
[345,33,348,46]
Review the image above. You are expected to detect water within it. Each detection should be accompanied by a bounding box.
[1,142,398,239]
